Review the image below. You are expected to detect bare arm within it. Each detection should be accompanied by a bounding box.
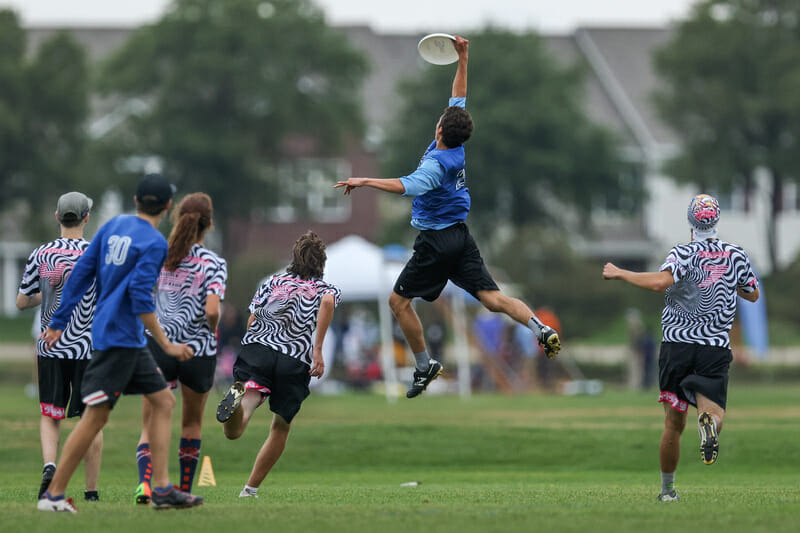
[603,262,675,292]
[451,35,469,98]
[246,312,256,330]
[205,294,221,332]
[16,292,42,310]
[738,286,760,302]
[334,177,405,196]
[139,311,194,361]
[309,293,335,378]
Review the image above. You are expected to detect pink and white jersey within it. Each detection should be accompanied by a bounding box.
[243,273,341,366]
[660,239,758,347]
[153,244,227,357]
[19,238,95,359]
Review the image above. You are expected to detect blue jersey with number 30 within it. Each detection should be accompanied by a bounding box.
[50,215,168,350]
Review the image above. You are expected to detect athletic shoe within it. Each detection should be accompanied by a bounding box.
[37,494,78,513]
[135,482,151,505]
[698,412,719,465]
[38,464,56,500]
[538,326,561,359]
[656,490,680,502]
[84,490,99,502]
[406,360,443,399]
[216,381,246,423]
[239,487,259,498]
[150,486,204,510]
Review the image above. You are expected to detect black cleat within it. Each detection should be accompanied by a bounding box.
[38,464,56,500]
[698,412,719,465]
[84,490,99,502]
[538,326,561,359]
[150,486,203,510]
[216,381,245,423]
[406,360,443,398]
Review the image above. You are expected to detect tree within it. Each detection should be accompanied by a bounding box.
[383,29,625,237]
[0,10,91,239]
[654,0,800,272]
[97,0,368,244]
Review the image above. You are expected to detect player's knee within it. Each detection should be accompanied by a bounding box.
[664,415,686,433]
[389,293,410,315]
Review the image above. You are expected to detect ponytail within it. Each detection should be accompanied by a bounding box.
[164,193,213,271]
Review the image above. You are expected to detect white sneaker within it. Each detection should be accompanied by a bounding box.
[239,487,258,498]
[37,496,78,513]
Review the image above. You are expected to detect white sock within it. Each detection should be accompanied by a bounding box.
[244,485,258,494]
[527,316,544,337]
[661,472,675,494]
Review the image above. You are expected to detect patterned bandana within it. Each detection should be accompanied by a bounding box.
[688,194,720,240]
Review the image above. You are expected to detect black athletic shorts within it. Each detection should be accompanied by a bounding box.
[394,222,499,302]
[658,341,733,413]
[233,343,311,424]
[81,346,169,409]
[147,336,217,394]
[38,357,89,420]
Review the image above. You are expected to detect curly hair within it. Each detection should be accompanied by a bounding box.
[164,193,213,271]
[287,230,327,280]
[439,106,473,148]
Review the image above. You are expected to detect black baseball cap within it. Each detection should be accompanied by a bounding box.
[135,173,175,205]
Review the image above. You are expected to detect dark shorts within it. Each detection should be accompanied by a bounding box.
[38,357,89,420]
[658,341,733,413]
[233,343,311,424]
[81,346,169,409]
[147,336,217,394]
[394,222,499,302]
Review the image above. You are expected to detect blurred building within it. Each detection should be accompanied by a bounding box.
[4,24,798,315]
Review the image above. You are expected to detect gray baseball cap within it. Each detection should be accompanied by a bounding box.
[56,192,93,222]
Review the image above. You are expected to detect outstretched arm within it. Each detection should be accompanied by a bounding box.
[451,35,468,98]
[334,177,405,196]
[603,262,674,292]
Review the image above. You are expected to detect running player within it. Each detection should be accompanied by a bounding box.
[602,194,759,502]
[37,174,202,512]
[215,230,339,498]
[135,192,227,504]
[334,36,561,398]
[17,192,103,502]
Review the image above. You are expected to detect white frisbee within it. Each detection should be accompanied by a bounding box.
[417,33,458,65]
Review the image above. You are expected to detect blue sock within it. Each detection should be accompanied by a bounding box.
[152,485,172,495]
[178,438,201,492]
[136,443,152,485]
[44,491,64,501]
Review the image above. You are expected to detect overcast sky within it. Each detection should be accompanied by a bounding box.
[1,0,699,32]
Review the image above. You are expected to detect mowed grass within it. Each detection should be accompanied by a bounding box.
[1,376,798,533]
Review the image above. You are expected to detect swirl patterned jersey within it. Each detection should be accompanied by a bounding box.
[19,238,96,359]
[243,274,341,366]
[659,239,758,347]
[153,243,227,357]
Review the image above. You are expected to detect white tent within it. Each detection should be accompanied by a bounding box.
[318,235,472,401]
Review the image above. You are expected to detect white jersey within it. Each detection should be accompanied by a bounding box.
[153,244,227,357]
[19,238,95,359]
[243,273,341,366]
[660,239,758,348]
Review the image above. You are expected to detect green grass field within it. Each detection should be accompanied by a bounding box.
[1,375,798,532]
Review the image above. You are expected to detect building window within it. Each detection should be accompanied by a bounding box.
[268,158,352,223]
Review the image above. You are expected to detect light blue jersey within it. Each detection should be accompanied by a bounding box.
[399,97,470,230]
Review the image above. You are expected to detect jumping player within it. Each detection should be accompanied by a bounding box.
[135,192,227,504]
[602,194,759,502]
[334,36,561,398]
[216,230,339,498]
[38,174,202,512]
[17,192,103,502]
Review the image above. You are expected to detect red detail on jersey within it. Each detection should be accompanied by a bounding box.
[697,251,731,259]
[39,262,70,286]
[698,264,729,288]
